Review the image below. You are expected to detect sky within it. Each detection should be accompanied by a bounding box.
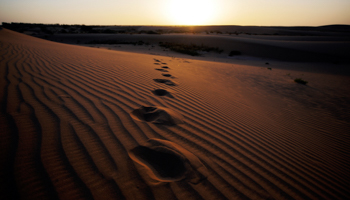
[1,0,349,26]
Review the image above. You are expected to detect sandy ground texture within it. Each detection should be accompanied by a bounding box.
[1,28,350,200]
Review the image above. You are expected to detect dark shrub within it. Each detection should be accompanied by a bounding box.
[229,50,241,56]
[294,78,308,85]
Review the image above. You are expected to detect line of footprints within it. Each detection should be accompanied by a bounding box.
[152,58,177,96]
[129,58,183,126]
[128,59,207,184]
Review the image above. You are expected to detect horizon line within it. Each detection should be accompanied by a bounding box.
[2,22,350,28]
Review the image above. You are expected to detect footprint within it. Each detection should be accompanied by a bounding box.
[130,146,186,181]
[161,73,172,77]
[154,59,161,62]
[155,68,168,72]
[154,63,160,65]
[161,66,169,69]
[152,89,173,97]
[153,79,176,86]
[161,63,167,65]
[128,139,208,184]
[130,106,183,125]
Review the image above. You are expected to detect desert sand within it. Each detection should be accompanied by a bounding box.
[1,28,350,199]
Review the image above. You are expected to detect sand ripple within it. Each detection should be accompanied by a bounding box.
[1,28,349,200]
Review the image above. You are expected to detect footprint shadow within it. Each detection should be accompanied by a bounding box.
[130,146,186,180]
[152,89,174,98]
[155,68,168,72]
[161,73,173,78]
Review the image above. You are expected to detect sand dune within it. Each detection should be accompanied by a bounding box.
[1,28,350,200]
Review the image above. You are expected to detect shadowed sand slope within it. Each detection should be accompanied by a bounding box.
[1,28,350,200]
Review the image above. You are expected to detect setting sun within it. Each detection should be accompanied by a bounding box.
[167,0,216,25]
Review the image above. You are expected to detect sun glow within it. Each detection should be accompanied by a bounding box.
[167,0,216,25]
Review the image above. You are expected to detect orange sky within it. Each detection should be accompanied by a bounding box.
[1,0,350,26]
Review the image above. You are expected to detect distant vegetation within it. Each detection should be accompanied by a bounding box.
[3,22,350,37]
[0,22,254,36]
[294,78,308,85]
[1,22,162,35]
[159,42,223,56]
[87,40,148,45]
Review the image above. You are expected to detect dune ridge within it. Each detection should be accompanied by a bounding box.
[1,28,349,200]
